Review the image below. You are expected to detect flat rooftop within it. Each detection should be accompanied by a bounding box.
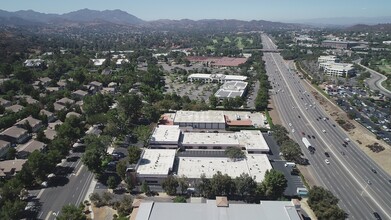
[224,111,266,128]
[174,110,226,124]
[137,149,176,176]
[177,154,272,182]
[150,125,181,144]
[182,132,239,146]
[135,199,300,220]
[237,130,270,152]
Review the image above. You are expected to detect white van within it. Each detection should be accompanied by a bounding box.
[285,162,296,167]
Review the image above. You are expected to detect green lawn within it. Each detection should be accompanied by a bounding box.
[212,39,218,44]
[224,36,231,43]
[377,65,391,73]
[235,37,244,49]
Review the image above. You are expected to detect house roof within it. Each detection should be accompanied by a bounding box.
[17,140,45,153]
[1,126,28,138]
[72,90,88,97]
[66,112,81,118]
[5,104,24,113]
[56,97,75,105]
[0,159,27,176]
[44,129,57,140]
[40,109,54,117]
[15,116,42,128]
[0,140,10,149]
[0,98,11,107]
[89,81,103,87]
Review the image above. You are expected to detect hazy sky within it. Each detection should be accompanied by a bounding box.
[1,0,391,21]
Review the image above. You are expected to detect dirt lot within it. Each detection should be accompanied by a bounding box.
[302,79,391,175]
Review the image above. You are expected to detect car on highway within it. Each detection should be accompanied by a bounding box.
[373,212,382,220]
[301,132,305,136]
[371,168,377,174]
[325,159,330,165]
[298,115,301,118]
[322,129,326,133]
[324,152,330,157]
[289,123,292,127]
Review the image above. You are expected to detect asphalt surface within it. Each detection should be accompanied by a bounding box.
[36,152,94,220]
[263,133,305,196]
[262,34,391,220]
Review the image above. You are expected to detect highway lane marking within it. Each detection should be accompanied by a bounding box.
[263,37,377,218]
[266,36,391,219]
[37,189,44,198]
[44,211,52,220]
[76,165,84,176]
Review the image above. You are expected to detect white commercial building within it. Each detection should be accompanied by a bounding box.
[177,153,272,183]
[317,55,339,64]
[321,63,355,77]
[136,149,176,185]
[188,73,247,83]
[181,130,270,153]
[173,110,226,129]
[149,125,181,149]
[90,59,106,66]
[214,81,248,100]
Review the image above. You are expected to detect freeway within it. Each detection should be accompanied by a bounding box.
[262,34,391,220]
[36,152,94,220]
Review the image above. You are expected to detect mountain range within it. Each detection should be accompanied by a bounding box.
[0,9,298,31]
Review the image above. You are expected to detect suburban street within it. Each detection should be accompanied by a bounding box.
[34,153,95,220]
[262,34,391,220]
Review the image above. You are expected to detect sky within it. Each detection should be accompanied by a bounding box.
[1,0,391,22]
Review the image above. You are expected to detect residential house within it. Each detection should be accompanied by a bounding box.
[24,59,45,68]
[0,126,30,144]
[72,90,89,100]
[0,159,27,178]
[0,140,11,158]
[17,140,46,159]
[39,77,52,87]
[0,98,11,107]
[48,120,63,130]
[15,116,43,133]
[102,68,112,75]
[57,80,67,88]
[89,81,103,94]
[44,129,57,140]
[40,109,56,122]
[66,112,81,118]
[5,104,24,113]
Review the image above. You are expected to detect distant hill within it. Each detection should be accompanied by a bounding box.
[0,9,299,31]
[346,23,391,32]
[0,9,144,26]
[292,16,391,27]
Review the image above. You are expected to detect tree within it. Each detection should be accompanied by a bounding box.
[224,147,246,160]
[128,146,142,164]
[116,160,127,180]
[107,176,119,189]
[102,191,113,205]
[141,181,150,194]
[210,171,236,197]
[125,177,135,192]
[196,174,213,198]
[177,175,189,194]
[235,173,257,201]
[134,125,152,147]
[280,141,302,163]
[0,199,26,220]
[162,175,179,196]
[209,95,218,108]
[5,147,17,160]
[173,196,187,203]
[261,169,287,199]
[308,186,346,220]
[57,204,86,220]
[115,195,133,217]
[89,192,104,207]
[271,124,289,145]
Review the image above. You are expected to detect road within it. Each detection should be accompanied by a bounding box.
[36,152,94,220]
[262,34,391,220]
[355,62,391,98]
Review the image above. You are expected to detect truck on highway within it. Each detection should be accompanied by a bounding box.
[302,137,315,153]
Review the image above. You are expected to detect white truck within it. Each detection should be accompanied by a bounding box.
[302,137,314,153]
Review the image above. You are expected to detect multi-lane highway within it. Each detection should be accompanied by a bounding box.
[262,34,391,220]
